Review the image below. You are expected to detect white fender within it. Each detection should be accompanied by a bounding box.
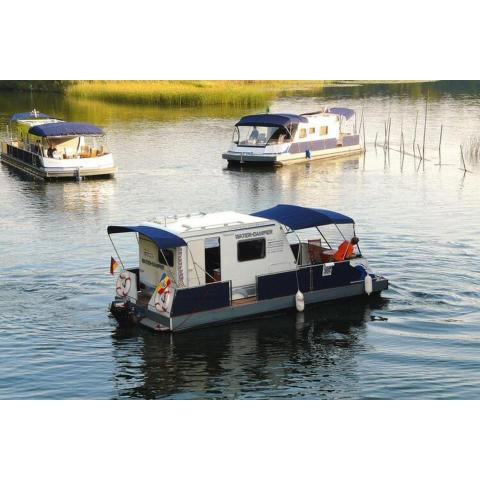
[295,290,305,312]
[364,275,373,295]
[116,270,132,298]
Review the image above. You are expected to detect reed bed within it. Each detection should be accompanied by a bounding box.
[67,80,336,108]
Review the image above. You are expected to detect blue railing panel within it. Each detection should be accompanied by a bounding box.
[170,281,231,317]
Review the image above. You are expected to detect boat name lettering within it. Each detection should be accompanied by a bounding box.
[142,258,162,268]
[143,249,153,259]
[235,229,272,240]
[177,249,185,287]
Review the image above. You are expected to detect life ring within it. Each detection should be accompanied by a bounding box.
[116,271,132,297]
[154,286,172,312]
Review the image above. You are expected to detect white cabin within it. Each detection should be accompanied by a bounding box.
[137,211,297,299]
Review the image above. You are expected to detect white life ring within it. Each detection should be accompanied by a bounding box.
[116,271,132,297]
[154,286,173,312]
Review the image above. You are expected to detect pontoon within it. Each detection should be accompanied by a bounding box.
[1,110,116,179]
[108,204,388,332]
[222,107,363,167]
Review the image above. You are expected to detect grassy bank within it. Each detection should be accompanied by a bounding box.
[0,80,435,108]
[66,80,342,108]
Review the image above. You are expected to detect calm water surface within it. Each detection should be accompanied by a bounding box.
[0,82,479,399]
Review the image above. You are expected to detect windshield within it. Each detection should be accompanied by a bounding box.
[235,125,290,147]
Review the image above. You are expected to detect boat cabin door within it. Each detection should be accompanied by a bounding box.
[205,237,221,283]
[187,237,221,287]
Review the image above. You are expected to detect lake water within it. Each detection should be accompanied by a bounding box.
[0,82,479,399]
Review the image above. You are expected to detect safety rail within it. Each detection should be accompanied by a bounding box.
[6,144,42,167]
[256,261,364,301]
[170,280,232,317]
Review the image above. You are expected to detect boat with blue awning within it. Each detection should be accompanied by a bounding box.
[222,107,363,166]
[1,109,116,179]
[108,204,388,332]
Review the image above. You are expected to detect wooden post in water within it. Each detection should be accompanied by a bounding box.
[417,144,423,161]
[387,117,392,149]
[412,111,418,157]
[374,132,378,148]
[422,90,429,161]
[460,145,467,171]
[384,120,387,149]
[363,115,366,152]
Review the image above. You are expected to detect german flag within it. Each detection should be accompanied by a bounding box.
[110,256,119,275]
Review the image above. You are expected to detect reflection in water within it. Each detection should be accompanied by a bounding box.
[111,297,386,399]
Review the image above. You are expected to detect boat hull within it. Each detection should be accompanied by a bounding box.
[1,143,116,179]
[111,276,388,333]
[223,143,364,167]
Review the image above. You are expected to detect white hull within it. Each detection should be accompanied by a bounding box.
[223,144,364,166]
[1,144,116,179]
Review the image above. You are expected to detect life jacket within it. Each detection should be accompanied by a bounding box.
[334,240,353,261]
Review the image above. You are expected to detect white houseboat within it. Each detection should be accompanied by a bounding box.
[1,110,116,179]
[222,107,363,167]
[108,204,388,332]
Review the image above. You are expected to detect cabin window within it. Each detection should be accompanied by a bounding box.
[319,126,328,135]
[299,128,307,139]
[237,126,280,147]
[158,249,174,267]
[237,238,266,262]
[309,127,316,134]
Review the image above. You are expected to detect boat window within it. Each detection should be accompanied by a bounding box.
[158,249,174,267]
[319,126,328,135]
[237,126,281,147]
[299,128,307,139]
[237,238,266,262]
[309,127,316,134]
[267,127,291,145]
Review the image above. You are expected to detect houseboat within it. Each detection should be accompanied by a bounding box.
[222,107,363,167]
[108,204,388,332]
[1,110,116,179]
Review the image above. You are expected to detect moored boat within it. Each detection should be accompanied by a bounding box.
[1,110,116,179]
[222,107,363,167]
[108,204,388,332]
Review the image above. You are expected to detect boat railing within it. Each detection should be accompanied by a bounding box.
[255,260,365,301]
[170,280,232,317]
[5,144,42,167]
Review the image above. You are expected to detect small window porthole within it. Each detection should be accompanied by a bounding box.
[309,127,315,134]
[299,128,307,139]
[319,126,328,135]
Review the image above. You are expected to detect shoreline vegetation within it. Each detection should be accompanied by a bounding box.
[0,80,433,108]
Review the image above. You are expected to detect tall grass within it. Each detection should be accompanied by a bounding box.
[67,80,338,108]
[68,81,284,107]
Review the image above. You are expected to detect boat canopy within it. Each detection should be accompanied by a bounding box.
[252,204,354,230]
[235,114,307,128]
[10,111,51,121]
[107,225,187,249]
[28,122,104,137]
[327,107,355,119]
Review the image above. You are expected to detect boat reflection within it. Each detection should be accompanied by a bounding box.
[110,295,388,399]
[0,163,116,214]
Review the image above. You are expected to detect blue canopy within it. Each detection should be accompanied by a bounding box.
[10,111,51,121]
[28,122,104,137]
[252,204,354,229]
[236,113,307,128]
[328,107,355,119]
[107,225,186,249]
